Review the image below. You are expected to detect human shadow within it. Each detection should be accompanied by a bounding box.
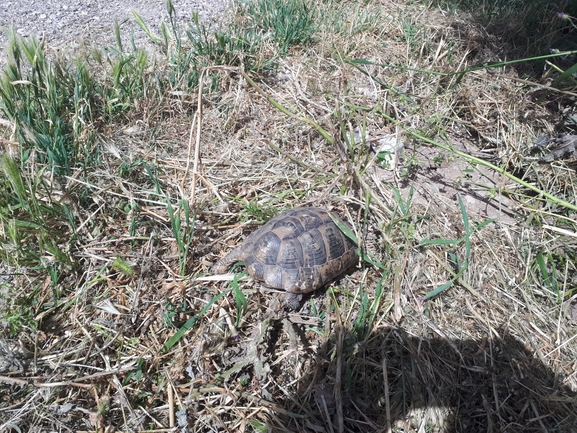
[277,326,577,433]
[432,0,576,63]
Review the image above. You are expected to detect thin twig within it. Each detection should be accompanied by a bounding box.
[0,364,134,388]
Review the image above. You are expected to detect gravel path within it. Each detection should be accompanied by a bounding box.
[0,0,234,65]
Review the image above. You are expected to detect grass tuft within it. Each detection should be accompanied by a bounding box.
[247,0,317,54]
[0,154,69,268]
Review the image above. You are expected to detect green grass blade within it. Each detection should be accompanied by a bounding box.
[353,288,369,338]
[472,218,497,232]
[230,272,248,327]
[113,20,123,52]
[1,155,28,210]
[131,10,162,43]
[163,290,230,352]
[551,62,577,88]
[328,213,387,270]
[330,214,357,244]
[424,280,454,300]
[535,251,559,296]
[418,239,458,246]
[142,162,162,194]
[457,195,471,267]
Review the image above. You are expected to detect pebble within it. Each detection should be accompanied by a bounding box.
[0,0,235,67]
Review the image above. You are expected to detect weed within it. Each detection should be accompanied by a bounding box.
[134,0,270,91]
[248,419,268,432]
[166,197,195,276]
[230,272,248,327]
[127,200,138,237]
[330,211,386,271]
[319,1,384,41]
[0,32,85,173]
[124,358,146,385]
[0,291,37,337]
[398,17,421,47]
[0,28,151,175]
[163,290,230,351]
[352,275,387,341]
[133,3,200,88]
[531,245,576,301]
[550,52,577,89]
[305,301,327,335]
[186,13,264,72]
[0,155,70,268]
[418,195,495,299]
[389,187,417,240]
[534,249,560,298]
[247,0,317,54]
[95,41,153,117]
[111,257,135,277]
[163,297,188,328]
[242,202,278,224]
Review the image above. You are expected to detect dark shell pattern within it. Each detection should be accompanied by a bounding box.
[212,207,358,293]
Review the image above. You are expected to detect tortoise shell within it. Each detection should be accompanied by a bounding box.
[212,207,357,294]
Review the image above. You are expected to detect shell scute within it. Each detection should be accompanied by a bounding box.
[252,231,283,265]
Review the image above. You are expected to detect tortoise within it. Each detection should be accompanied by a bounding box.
[212,207,358,308]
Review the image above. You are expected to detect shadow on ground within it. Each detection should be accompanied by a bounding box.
[273,325,577,432]
[431,0,577,61]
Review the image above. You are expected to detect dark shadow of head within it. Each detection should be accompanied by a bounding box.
[275,326,577,433]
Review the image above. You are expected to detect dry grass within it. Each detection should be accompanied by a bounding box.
[1,0,576,432]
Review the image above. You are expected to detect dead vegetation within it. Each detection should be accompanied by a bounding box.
[1,0,576,432]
